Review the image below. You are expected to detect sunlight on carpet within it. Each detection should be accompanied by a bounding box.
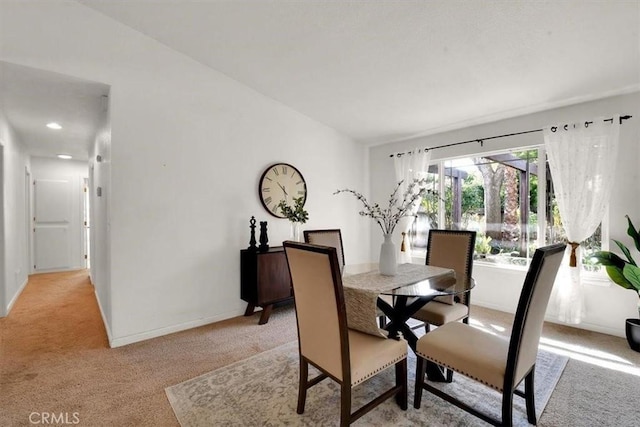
[166,341,568,426]
[539,337,640,377]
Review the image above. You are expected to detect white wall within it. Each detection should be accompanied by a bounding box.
[0,110,30,316]
[1,2,369,346]
[89,98,112,338]
[0,119,5,316]
[369,92,640,337]
[30,157,88,272]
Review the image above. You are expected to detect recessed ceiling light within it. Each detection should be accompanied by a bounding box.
[57,154,73,160]
[46,122,62,130]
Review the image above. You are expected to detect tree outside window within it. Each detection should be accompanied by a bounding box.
[410,147,602,271]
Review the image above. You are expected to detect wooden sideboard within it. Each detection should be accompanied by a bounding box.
[240,246,293,324]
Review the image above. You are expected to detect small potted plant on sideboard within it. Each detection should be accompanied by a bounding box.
[592,215,640,352]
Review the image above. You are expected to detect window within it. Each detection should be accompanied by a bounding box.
[410,146,604,272]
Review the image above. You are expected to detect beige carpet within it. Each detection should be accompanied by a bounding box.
[0,271,297,426]
[2,270,639,426]
[166,340,567,426]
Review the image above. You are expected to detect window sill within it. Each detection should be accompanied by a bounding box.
[473,259,528,272]
[412,251,612,287]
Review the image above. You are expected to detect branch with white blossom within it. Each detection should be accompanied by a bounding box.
[334,178,434,235]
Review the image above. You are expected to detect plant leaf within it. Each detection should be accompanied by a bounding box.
[614,240,637,266]
[626,215,640,252]
[605,266,634,289]
[591,251,627,269]
[623,264,640,292]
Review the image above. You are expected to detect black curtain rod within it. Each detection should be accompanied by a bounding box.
[390,115,632,158]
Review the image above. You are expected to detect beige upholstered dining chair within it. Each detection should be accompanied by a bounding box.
[413,243,566,427]
[303,229,345,274]
[411,229,477,332]
[283,241,408,426]
[378,229,476,332]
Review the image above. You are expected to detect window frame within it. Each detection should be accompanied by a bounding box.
[410,143,609,282]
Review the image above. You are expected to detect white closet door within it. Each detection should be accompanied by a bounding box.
[34,178,72,271]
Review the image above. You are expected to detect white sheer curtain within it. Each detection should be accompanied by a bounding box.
[544,115,620,324]
[394,148,431,263]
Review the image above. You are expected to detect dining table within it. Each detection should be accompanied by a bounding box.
[342,263,474,381]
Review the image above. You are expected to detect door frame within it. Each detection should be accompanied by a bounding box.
[0,143,5,316]
[83,177,90,269]
[25,167,32,274]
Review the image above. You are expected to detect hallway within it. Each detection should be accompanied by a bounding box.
[0,270,108,367]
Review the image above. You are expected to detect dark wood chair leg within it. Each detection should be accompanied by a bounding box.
[340,382,351,427]
[502,388,514,427]
[297,359,308,414]
[395,359,408,410]
[413,356,426,409]
[524,369,537,424]
[445,367,454,383]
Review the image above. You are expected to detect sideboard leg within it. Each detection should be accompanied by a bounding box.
[258,304,273,325]
[244,303,256,317]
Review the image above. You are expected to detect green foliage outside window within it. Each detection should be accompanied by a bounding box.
[461,174,484,215]
[413,147,601,272]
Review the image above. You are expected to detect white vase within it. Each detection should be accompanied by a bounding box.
[379,233,397,276]
[290,222,302,242]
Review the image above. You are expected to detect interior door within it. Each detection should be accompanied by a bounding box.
[83,177,90,269]
[33,178,73,271]
[25,168,32,274]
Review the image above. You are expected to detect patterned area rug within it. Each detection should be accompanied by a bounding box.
[166,341,568,426]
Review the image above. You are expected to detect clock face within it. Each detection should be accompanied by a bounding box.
[259,163,307,218]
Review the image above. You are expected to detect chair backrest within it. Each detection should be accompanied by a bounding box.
[505,243,566,389]
[425,229,476,304]
[303,229,345,273]
[283,241,350,383]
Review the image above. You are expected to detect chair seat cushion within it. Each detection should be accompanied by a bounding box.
[348,330,407,386]
[415,322,509,391]
[434,294,455,305]
[412,301,469,326]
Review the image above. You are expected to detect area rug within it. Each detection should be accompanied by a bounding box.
[166,341,568,426]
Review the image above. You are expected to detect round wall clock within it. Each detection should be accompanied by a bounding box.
[259,163,307,218]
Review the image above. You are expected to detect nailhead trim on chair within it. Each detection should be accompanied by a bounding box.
[415,350,504,392]
[352,354,407,386]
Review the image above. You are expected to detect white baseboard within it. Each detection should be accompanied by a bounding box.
[31,266,86,275]
[109,309,245,348]
[542,317,625,338]
[473,301,514,315]
[6,277,29,314]
[94,289,114,347]
[473,301,625,338]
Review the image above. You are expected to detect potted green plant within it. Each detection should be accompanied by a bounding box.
[277,197,309,242]
[474,233,492,259]
[592,215,640,352]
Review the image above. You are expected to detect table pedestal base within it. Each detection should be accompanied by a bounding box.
[377,296,450,382]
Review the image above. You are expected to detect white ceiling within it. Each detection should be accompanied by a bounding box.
[0,61,109,160]
[2,1,638,161]
[79,0,640,145]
